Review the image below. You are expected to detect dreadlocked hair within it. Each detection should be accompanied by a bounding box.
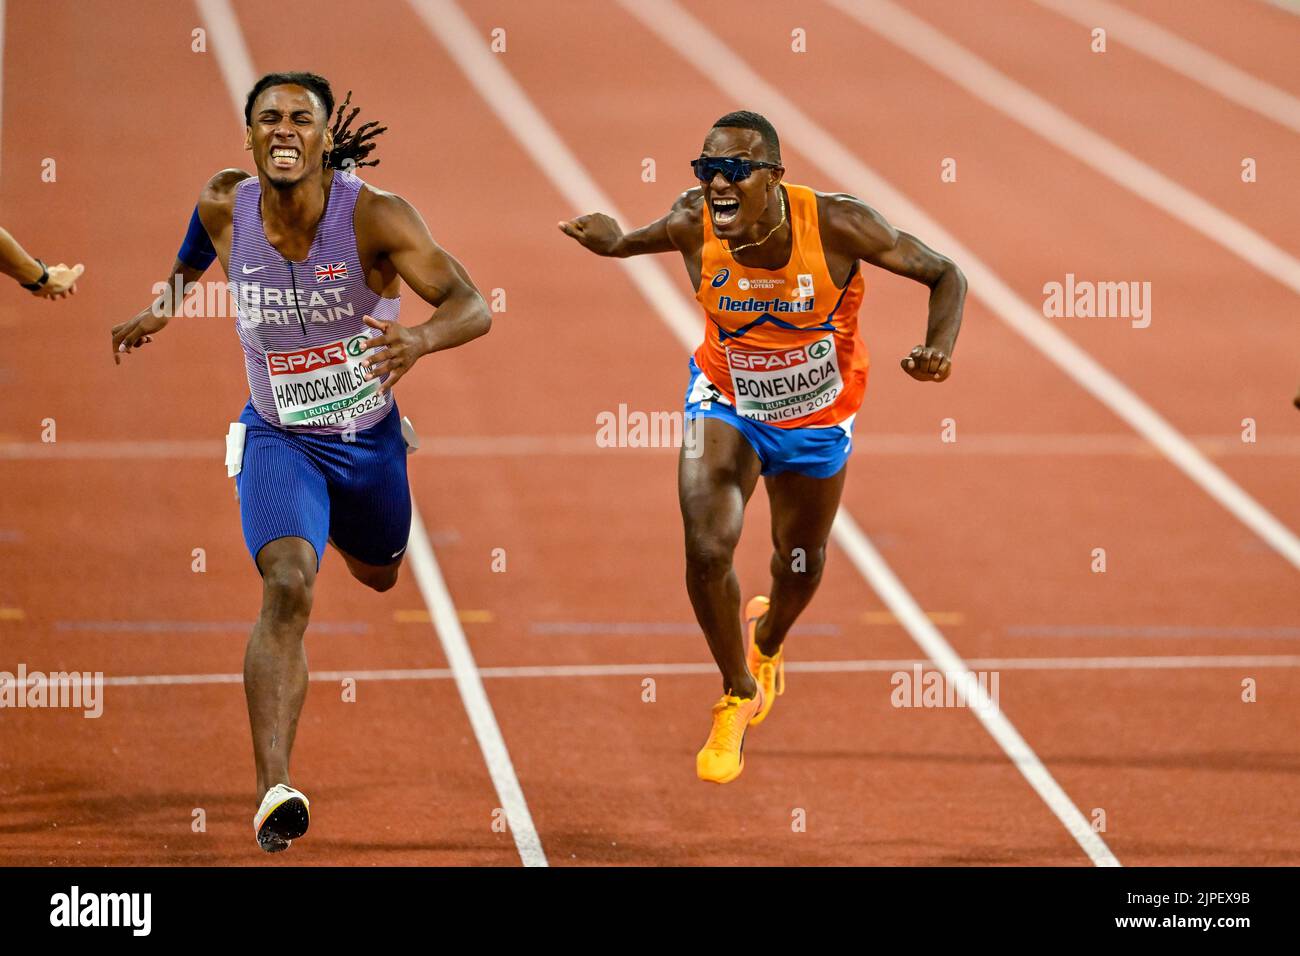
[327,90,387,170]
[243,72,387,171]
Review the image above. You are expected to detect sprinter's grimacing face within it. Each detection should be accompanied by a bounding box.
[245,85,333,186]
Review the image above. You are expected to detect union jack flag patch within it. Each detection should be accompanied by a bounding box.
[314,261,348,283]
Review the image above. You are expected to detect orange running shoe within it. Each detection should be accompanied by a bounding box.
[745,596,785,726]
[696,689,764,784]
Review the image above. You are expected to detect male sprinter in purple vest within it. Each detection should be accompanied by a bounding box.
[112,73,491,853]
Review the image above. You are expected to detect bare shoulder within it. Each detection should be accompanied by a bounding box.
[196,168,251,233]
[356,181,407,214]
[670,186,705,220]
[355,181,426,232]
[815,190,896,252]
[201,168,252,205]
[666,186,705,247]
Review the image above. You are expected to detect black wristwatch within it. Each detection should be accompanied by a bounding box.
[20,259,49,292]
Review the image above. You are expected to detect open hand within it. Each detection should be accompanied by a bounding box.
[33,262,84,299]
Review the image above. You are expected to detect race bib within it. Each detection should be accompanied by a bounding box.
[265,334,387,428]
[727,335,842,424]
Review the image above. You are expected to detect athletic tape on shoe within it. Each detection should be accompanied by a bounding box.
[400,415,420,455]
[225,422,247,477]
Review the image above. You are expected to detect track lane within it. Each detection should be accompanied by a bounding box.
[1111,0,1300,96]
[644,0,1300,862]
[4,0,1296,866]
[0,0,518,866]
[426,0,1128,868]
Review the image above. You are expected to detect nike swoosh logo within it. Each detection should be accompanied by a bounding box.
[241,264,267,274]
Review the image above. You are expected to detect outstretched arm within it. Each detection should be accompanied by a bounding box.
[112,169,246,364]
[558,190,700,258]
[0,226,83,298]
[361,192,492,394]
[824,195,966,382]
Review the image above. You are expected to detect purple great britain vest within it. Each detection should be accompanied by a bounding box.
[229,170,400,434]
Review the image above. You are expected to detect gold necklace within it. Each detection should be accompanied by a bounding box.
[724,188,787,257]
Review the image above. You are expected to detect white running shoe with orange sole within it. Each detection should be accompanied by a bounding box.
[254,784,311,853]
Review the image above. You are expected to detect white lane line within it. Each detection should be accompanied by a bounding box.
[828,0,1300,297]
[93,654,1300,686]
[622,0,1300,575]
[1257,0,1300,16]
[828,514,1118,865]
[193,0,256,128]
[1032,0,1300,133]
[406,510,547,866]
[1009,624,1300,639]
[8,432,1300,460]
[192,0,545,868]
[404,0,703,349]
[413,0,1118,867]
[0,436,595,460]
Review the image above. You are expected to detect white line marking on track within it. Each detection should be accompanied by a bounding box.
[829,514,1120,865]
[95,654,1300,686]
[828,0,1300,297]
[1256,0,1300,16]
[8,432,1300,460]
[405,0,704,349]
[406,509,547,866]
[416,0,1119,867]
[622,0,1300,575]
[1032,0,1300,134]
[193,0,256,127]
[193,0,546,868]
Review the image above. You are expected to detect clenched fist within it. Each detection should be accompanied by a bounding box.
[901,345,951,382]
[557,213,624,257]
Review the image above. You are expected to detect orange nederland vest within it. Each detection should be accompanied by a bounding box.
[693,183,868,429]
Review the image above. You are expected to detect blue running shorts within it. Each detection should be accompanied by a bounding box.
[683,357,854,479]
[234,397,412,570]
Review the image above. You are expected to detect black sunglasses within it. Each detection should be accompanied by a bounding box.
[690,156,781,183]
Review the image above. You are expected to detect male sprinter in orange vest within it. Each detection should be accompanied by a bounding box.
[560,111,966,783]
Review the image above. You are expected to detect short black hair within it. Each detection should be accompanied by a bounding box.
[710,110,781,163]
[243,72,387,170]
[244,71,333,127]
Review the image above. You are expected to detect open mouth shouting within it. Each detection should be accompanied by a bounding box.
[270,145,301,170]
[710,196,740,226]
